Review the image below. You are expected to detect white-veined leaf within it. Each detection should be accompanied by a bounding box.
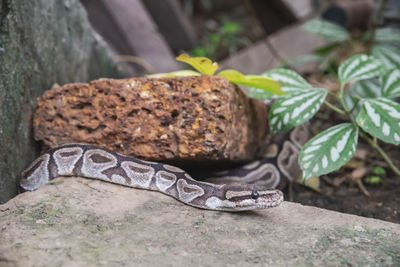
[356,98,400,145]
[247,88,275,100]
[351,79,381,98]
[382,69,400,99]
[371,45,400,70]
[299,123,359,181]
[343,78,381,114]
[374,27,400,45]
[269,88,327,134]
[338,54,385,86]
[262,68,311,92]
[302,19,350,42]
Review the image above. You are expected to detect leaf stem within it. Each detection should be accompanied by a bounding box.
[359,131,400,176]
[324,101,346,115]
[338,83,348,111]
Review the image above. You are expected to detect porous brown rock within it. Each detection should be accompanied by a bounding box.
[33,76,268,164]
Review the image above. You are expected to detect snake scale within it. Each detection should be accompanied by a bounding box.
[20,124,310,211]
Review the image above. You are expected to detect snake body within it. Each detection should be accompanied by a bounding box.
[20,144,283,211]
[21,124,310,211]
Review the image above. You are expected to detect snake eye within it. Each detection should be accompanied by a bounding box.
[250,191,259,200]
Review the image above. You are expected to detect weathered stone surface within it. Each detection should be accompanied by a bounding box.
[33,76,268,163]
[1,177,399,266]
[221,23,327,75]
[0,0,123,203]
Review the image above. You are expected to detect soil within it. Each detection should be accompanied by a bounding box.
[287,175,400,224]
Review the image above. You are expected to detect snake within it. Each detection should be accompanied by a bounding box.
[20,124,310,211]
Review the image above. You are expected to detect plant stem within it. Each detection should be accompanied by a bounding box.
[324,101,346,115]
[359,131,400,176]
[338,83,350,114]
[327,90,339,99]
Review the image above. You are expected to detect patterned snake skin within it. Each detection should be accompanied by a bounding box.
[20,124,310,211]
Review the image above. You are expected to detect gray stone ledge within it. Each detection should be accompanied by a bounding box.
[1,177,399,266]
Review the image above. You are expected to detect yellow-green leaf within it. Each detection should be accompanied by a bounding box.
[176,54,219,75]
[217,69,284,95]
[147,70,201,78]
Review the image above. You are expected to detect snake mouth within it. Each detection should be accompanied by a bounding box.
[258,191,284,209]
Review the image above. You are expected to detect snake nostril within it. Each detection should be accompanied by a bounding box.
[251,191,259,200]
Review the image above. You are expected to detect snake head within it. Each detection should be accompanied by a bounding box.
[205,185,284,211]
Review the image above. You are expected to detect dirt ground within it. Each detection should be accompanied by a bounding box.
[288,176,400,224]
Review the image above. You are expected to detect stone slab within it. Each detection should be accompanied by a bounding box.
[268,22,326,72]
[100,0,179,73]
[282,0,313,20]
[0,177,399,266]
[142,0,197,52]
[0,0,123,204]
[221,22,327,75]
[221,41,278,74]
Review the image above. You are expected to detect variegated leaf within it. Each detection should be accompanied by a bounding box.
[263,68,311,92]
[343,79,381,114]
[247,87,275,100]
[371,45,400,70]
[356,98,400,145]
[351,79,381,98]
[299,123,359,181]
[302,19,350,42]
[338,54,385,86]
[374,27,400,45]
[269,88,327,134]
[382,69,400,99]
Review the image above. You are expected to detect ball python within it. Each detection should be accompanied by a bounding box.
[20,124,310,211]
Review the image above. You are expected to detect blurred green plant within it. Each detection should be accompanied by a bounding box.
[190,20,250,60]
[364,167,387,185]
[284,18,400,77]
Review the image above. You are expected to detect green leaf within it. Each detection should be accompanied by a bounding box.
[263,68,311,92]
[373,167,386,175]
[247,88,275,100]
[222,21,241,35]
[217,70,284,95]
[364,176,384,185]
[269,89,327,134]
[312,43,341,56]
[146,70,202,78]
[374,27,400,45]
[299,123,359,181]
[343,78,381,115]
[302,19,350,42]
[382,69,400,98]
[350,79,381,98]
[356,98,400,145]
[176,54,219,75]
[338,54,385,86]
[371,45,400,70]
